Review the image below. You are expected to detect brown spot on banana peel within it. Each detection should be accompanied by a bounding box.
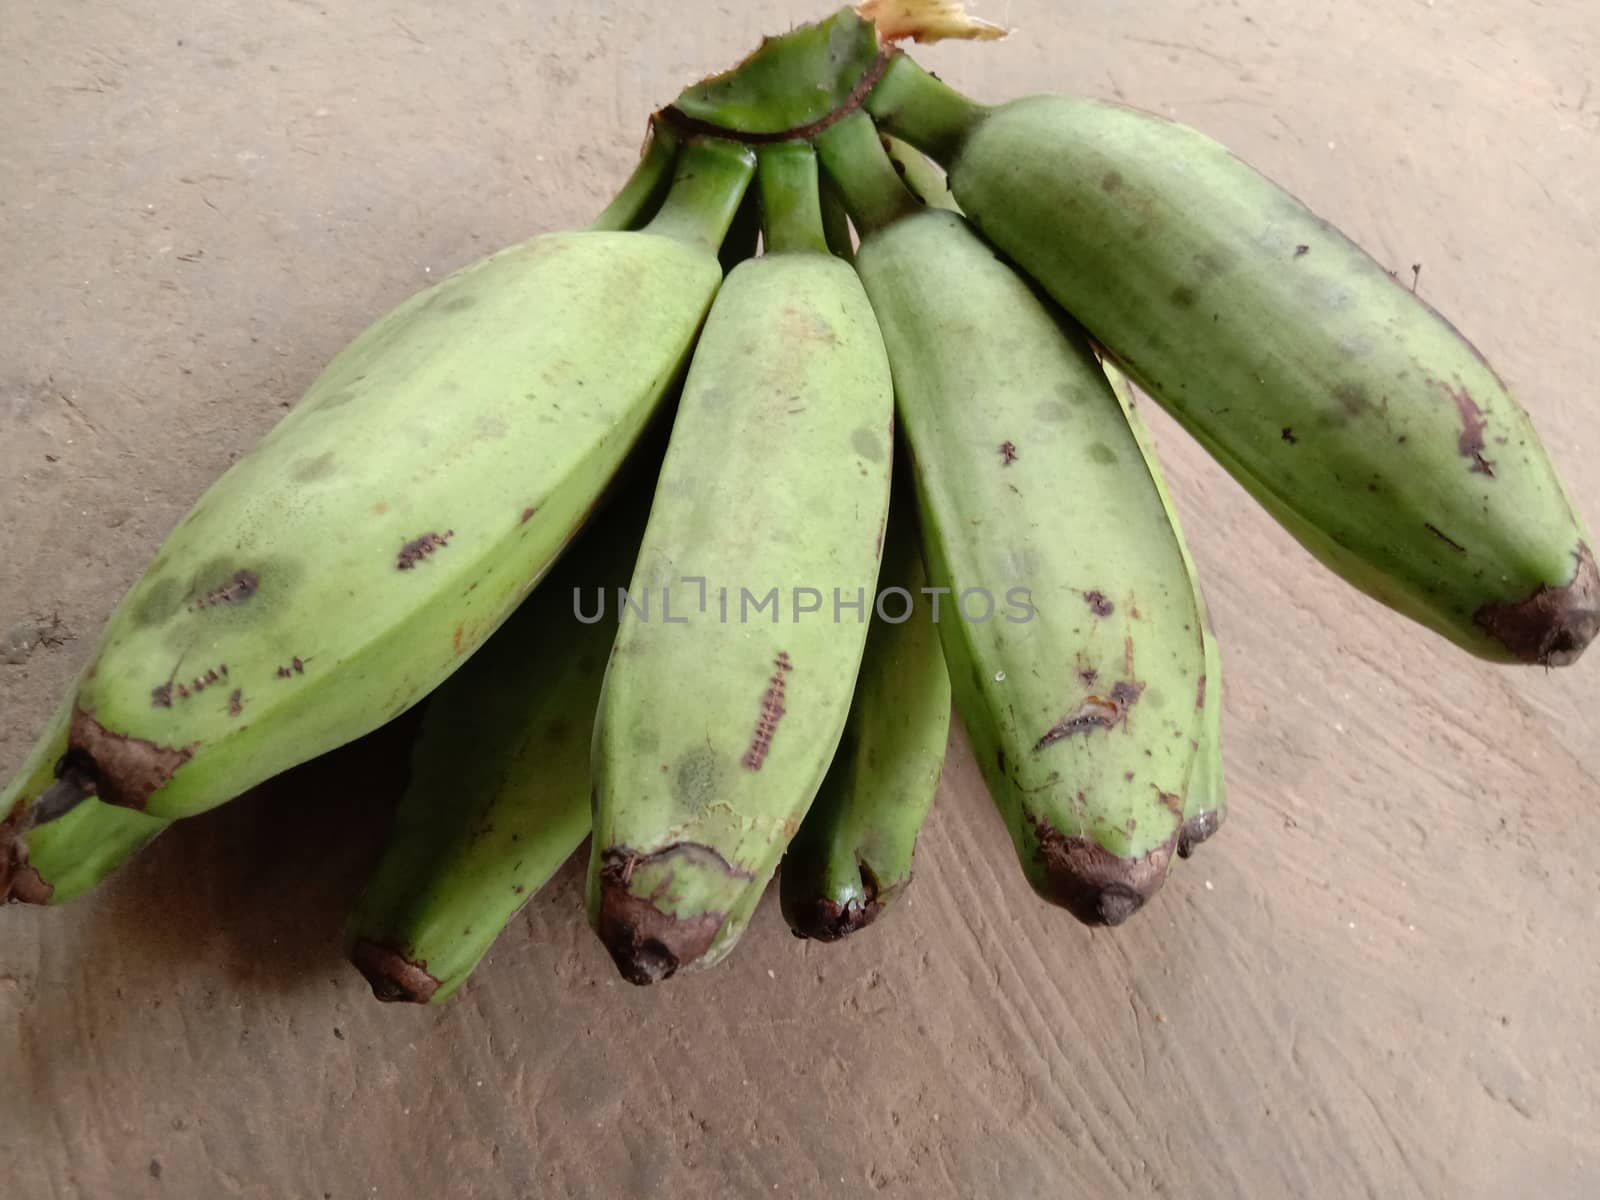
[1474,543,1600,667]
[1083,590,1114,618]
[8,863,54,905]
[1034,680,1144,751]
[1028,814,1176,927]
[67,707,195,811]
[1178,810,1224,860]
[396,531,454,570]
[595,843,752,985]
[1436,381,1496,476]
[349,939,441,1004]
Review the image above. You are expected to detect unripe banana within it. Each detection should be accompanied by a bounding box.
[1103,365,1228,857]
[819,112,1204,926]
[0,137,688,904]
[866,56,1598,666]
[882,126,1229,858]
[33,138,755,825]
[779,477,951,940]
[345,456,658,1004]
[588,142,894,982]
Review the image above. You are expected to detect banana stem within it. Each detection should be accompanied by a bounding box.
[815,110,922,236]
[757,142,830,255]
[590,119,680,232]
[819,171,856,260]
[863,53,989,165]
[642,137,758,250]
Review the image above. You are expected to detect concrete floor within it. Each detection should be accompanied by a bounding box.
[2,2,1597,1196]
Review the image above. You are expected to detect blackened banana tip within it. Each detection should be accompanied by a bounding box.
[1474,543,1600,667]
[787,896,882,942]
[1177,810,1224,859]
[1030,817,1175,928]
[595,880,723,986]
[349,939,440,1004]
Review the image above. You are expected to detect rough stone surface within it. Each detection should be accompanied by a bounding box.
[2,3,1598,1197]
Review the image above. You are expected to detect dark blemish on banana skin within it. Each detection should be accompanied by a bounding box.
[1282,427,1298,444]
[1101,171,1123,192]
[1438,382,1495,476]
[1426,524,1468,554]
[1088,443,1118,465]
[1169,285,1197,309]
[1295,244,1310,258]
[1035,680,1146,751]
[999,441,1019,466]
[521,507,538,524]
[190,569,259,611]
[227,689,243,717]
[1080,667,1099,686]
[743,652,793,770]
[397,531,454,570]
[275,657,306,679]
[1083,591,1115,617]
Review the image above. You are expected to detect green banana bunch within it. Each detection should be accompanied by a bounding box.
[345,454,659,1004]
[1103,365,1227,857]
[819,112,1204,925]
[23,136,755,829]
[779,475,951,940]
[883,128,1229,860]
[865,54,1598,666]
[588,141,894,983]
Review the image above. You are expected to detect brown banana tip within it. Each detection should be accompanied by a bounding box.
[8,865,54,906]
[594,879,724,986]
[1177,810,1224,860]
[349,940,440,1004]
[1028,816,1175,928]
[1474,543,1600,667]
[788,896,883,942]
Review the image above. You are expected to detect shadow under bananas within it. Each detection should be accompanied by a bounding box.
[58,702,427,995]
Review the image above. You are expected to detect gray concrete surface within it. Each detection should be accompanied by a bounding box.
[2,2,1597,1196]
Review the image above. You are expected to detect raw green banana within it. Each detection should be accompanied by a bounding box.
[32,137,754,826]
[819,111,1204,925]
[887,105,1230,860]
[779,475,951,940]
[0,140,689,905]
[866,54,1598,666]
[588,141,894,982]
[1103,365,1227,857]
[346,455,659,1004]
